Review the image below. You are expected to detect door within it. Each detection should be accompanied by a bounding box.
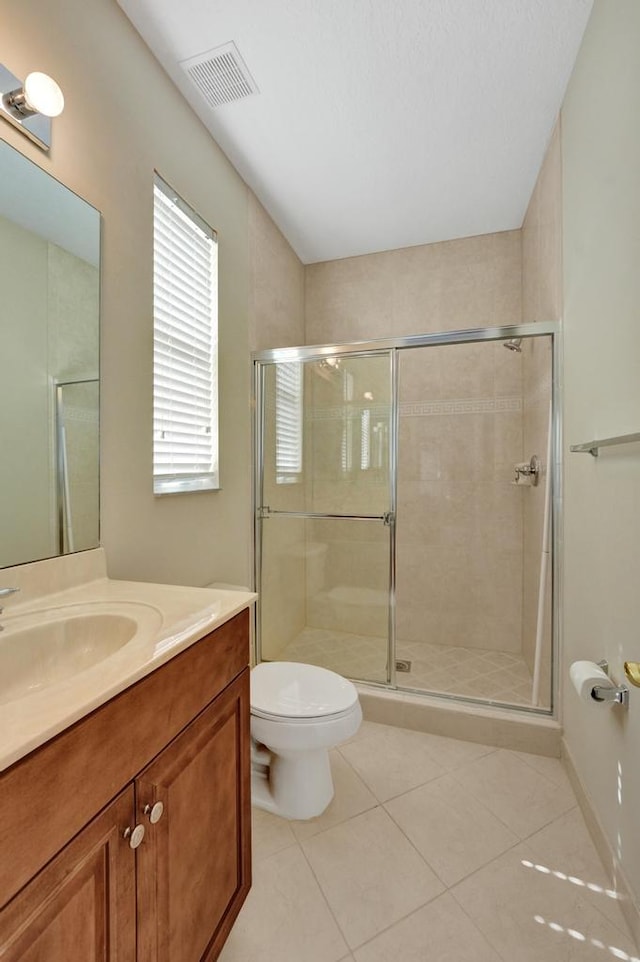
[256,351,395,685]
[394,336,554,708]
[0,788,136,962]
[135,670,251,962]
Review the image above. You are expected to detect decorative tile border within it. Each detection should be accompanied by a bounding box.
[400,396,522,417]
[308,396,522,421]
[308,404,390,421]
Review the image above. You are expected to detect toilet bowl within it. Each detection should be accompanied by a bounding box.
[250,661,362,820]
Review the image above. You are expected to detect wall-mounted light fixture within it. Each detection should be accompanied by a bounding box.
[0,63,64,151]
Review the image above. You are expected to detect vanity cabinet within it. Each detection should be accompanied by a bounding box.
[136,672,249,961]
[0,787,137,961]
[0,609,251,962]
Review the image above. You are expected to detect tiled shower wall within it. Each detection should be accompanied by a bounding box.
[305,230,522,344]
[304,231,525,656]
[304,355,391,642]
[248,194,306,660]
[396,343,524,653]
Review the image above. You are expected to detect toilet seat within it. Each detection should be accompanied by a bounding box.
[251,702,359,724]
[251,661,358,720]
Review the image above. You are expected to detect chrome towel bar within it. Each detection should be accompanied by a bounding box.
[570,431,640,457]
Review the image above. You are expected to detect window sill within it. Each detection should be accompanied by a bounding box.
[154,475,220,496]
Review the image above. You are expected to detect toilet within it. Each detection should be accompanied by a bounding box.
[250,661,362,820]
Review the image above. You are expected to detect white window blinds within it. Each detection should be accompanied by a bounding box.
[153,174,219,494]
[275,362,303,483]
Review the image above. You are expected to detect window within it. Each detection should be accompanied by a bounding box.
[275,362,303,484]
[153,174,219,495]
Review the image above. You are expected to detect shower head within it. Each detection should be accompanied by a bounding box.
[503,338,522,353]
[315,356,341,379]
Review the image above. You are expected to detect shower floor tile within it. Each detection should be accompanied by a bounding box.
[280,627,389,684]
[279,627,541,708]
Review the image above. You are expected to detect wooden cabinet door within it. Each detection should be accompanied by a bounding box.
[0,787,137,962]
[136,669,251,962]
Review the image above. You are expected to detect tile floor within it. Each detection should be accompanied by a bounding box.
[280,627,543,708]
[220,721,638,962]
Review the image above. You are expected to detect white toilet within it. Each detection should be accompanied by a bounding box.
[250,661,362,820]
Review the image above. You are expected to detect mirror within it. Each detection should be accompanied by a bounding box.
[0,139,100,568]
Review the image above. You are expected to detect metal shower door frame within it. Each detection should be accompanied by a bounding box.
[253,348,397,687]
[252,320,560,715]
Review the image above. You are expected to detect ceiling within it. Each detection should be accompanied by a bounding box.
[117,0,593,264]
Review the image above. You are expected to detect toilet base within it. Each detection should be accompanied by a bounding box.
[251,748,335,820]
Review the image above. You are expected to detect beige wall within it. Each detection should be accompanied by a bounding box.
[1,0,301,589]
[520,123,562,705]
[305,230,522,344]
[561,0,640,923]
[249,192,305,352]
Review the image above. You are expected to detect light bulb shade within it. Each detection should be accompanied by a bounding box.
[23,72,64,118]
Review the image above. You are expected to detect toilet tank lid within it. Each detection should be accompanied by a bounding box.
[251,662,359,718]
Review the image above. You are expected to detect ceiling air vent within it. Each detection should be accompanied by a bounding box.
[180,42,258,108]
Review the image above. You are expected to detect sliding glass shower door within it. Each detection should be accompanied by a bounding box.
[394,335,554,709]
[254,324,557,712]
[256,351,395,685]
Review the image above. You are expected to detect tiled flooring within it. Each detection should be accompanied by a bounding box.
[220,721,638,962]
[281,627,541,707]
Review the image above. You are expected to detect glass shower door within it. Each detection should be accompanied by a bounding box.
[256,351,394,686]
[394,335,553,709]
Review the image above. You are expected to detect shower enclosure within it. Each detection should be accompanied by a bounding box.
[55,377,99,554]
[254,323,558,713]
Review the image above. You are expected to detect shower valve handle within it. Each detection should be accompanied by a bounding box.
[514,455,540,485]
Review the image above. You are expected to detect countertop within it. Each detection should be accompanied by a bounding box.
[0,574,256,773]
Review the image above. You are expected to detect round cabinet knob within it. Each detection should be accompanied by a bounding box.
[144,801,164,824]
[123,824,145,849]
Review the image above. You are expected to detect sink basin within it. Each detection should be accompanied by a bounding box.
[0,602,162,704]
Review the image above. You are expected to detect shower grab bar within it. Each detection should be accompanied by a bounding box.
[570,431,640,457]
[258,506,394,524]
